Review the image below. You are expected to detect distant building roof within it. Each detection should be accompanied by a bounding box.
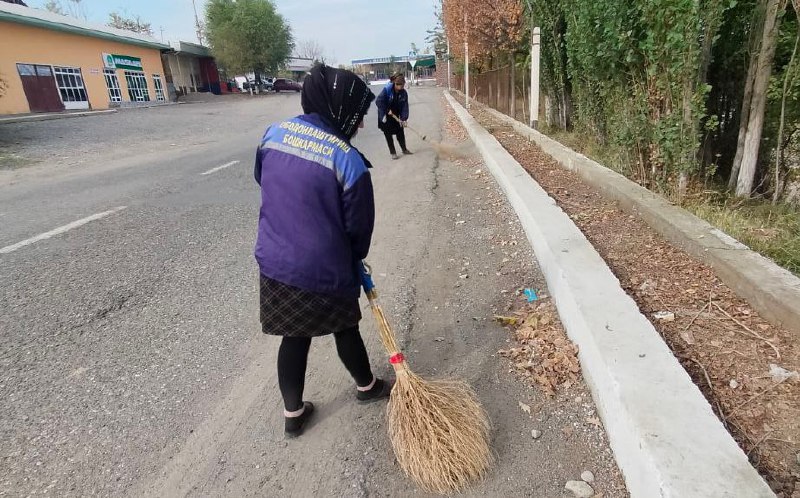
[0,2,169,50]
[351,54,436,65]
[169,40,211,57]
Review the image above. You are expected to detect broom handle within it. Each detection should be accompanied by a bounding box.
[359,261,406,370]
[388,112,426,141]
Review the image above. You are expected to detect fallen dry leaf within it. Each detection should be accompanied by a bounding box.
[498,301,581,396]
[586,417,603,428]
[518,401,531,414]
[494,315,519,326]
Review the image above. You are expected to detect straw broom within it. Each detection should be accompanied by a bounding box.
[359,262,492,494]
[387,112,471,161]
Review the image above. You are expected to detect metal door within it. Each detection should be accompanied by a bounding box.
[16,64,65,113]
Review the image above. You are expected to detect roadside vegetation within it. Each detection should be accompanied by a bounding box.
[434,0,800,275]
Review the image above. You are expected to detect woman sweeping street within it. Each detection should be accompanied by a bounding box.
[254,65,391,438]
[376,72,412,160]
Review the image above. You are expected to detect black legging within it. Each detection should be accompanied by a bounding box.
[383,129,407,155]
[277,326,374,411]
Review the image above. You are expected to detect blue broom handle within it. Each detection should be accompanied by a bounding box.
[359,260,376,294]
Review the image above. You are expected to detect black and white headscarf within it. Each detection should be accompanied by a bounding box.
[301,65,375,140]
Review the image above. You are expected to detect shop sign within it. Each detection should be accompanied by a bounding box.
[102,53,143,71]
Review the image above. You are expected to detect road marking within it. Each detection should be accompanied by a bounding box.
[0,206,127,254]
[200,160,240,176]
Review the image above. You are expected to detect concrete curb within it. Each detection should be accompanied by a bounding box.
[470,97,800,337]
[0,109,117,125]
[445,91,774,498]
[117,102,182,110]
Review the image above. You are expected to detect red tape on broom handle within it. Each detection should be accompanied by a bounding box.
[389,353,405,364]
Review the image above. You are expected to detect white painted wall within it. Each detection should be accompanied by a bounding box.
[165,54,202,94]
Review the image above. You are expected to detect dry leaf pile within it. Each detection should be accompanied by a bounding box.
[498,300,581,396]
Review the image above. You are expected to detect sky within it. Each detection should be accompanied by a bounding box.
[27,0,439,66]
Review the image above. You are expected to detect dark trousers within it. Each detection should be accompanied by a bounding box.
[277,326,374,411]
[383,129,407,155]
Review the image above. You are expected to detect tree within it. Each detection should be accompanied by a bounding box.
[108,12,154,36]
[426,1,448,57]
[297,39,325,64]
[44,0,87,19]
[389,54,399,75]
[205,0,293,76]
[736,0,789,196]
[728,1,766,190]
[772,0,800,202]
[443,0,524,62]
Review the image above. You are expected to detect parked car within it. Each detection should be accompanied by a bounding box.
[273,78,302,92]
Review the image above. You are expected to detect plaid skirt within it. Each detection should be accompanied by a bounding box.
[259,274,361,337]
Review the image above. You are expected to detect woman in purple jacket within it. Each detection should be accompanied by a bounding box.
[254,65,391,438]
[376,72,412,160]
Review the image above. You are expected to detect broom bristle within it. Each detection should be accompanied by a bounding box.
[387,367,492,494]
[366,294,491,493]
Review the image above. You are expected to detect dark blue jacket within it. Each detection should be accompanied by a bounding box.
[254,113,375,298]
[376,82,409,125]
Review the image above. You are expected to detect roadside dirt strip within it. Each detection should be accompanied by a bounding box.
[446,91,786,497]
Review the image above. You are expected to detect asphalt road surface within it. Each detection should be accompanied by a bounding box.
[0,88,625,497]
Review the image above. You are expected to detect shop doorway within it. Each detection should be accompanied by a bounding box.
[16,63,64,113]
[124,70,150,102]
[152,74,166,102]
[104,69,122,103]
[53,66,89,110]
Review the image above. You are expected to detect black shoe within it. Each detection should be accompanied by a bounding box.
[356,378,393,404]
[402,149,413,155]
[284,401,315,438]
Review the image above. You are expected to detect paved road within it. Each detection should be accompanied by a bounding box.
[0,88,624,497]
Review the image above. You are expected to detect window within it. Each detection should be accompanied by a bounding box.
[17,64,55,78]
[152,74,165,102]
[53,66,89,110]
[16,64,36,76]
[104,69,122,103]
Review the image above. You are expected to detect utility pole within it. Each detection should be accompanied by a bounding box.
[531,27,540,129]
[446,38,451,91]
[191,0,204,45]
[464,11,470,109]
[510,57,516,119]
[523,0,541,129]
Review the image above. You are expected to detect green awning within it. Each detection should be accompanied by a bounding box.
[414,57,436,68]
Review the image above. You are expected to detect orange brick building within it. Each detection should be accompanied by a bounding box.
[0,2,170,115]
